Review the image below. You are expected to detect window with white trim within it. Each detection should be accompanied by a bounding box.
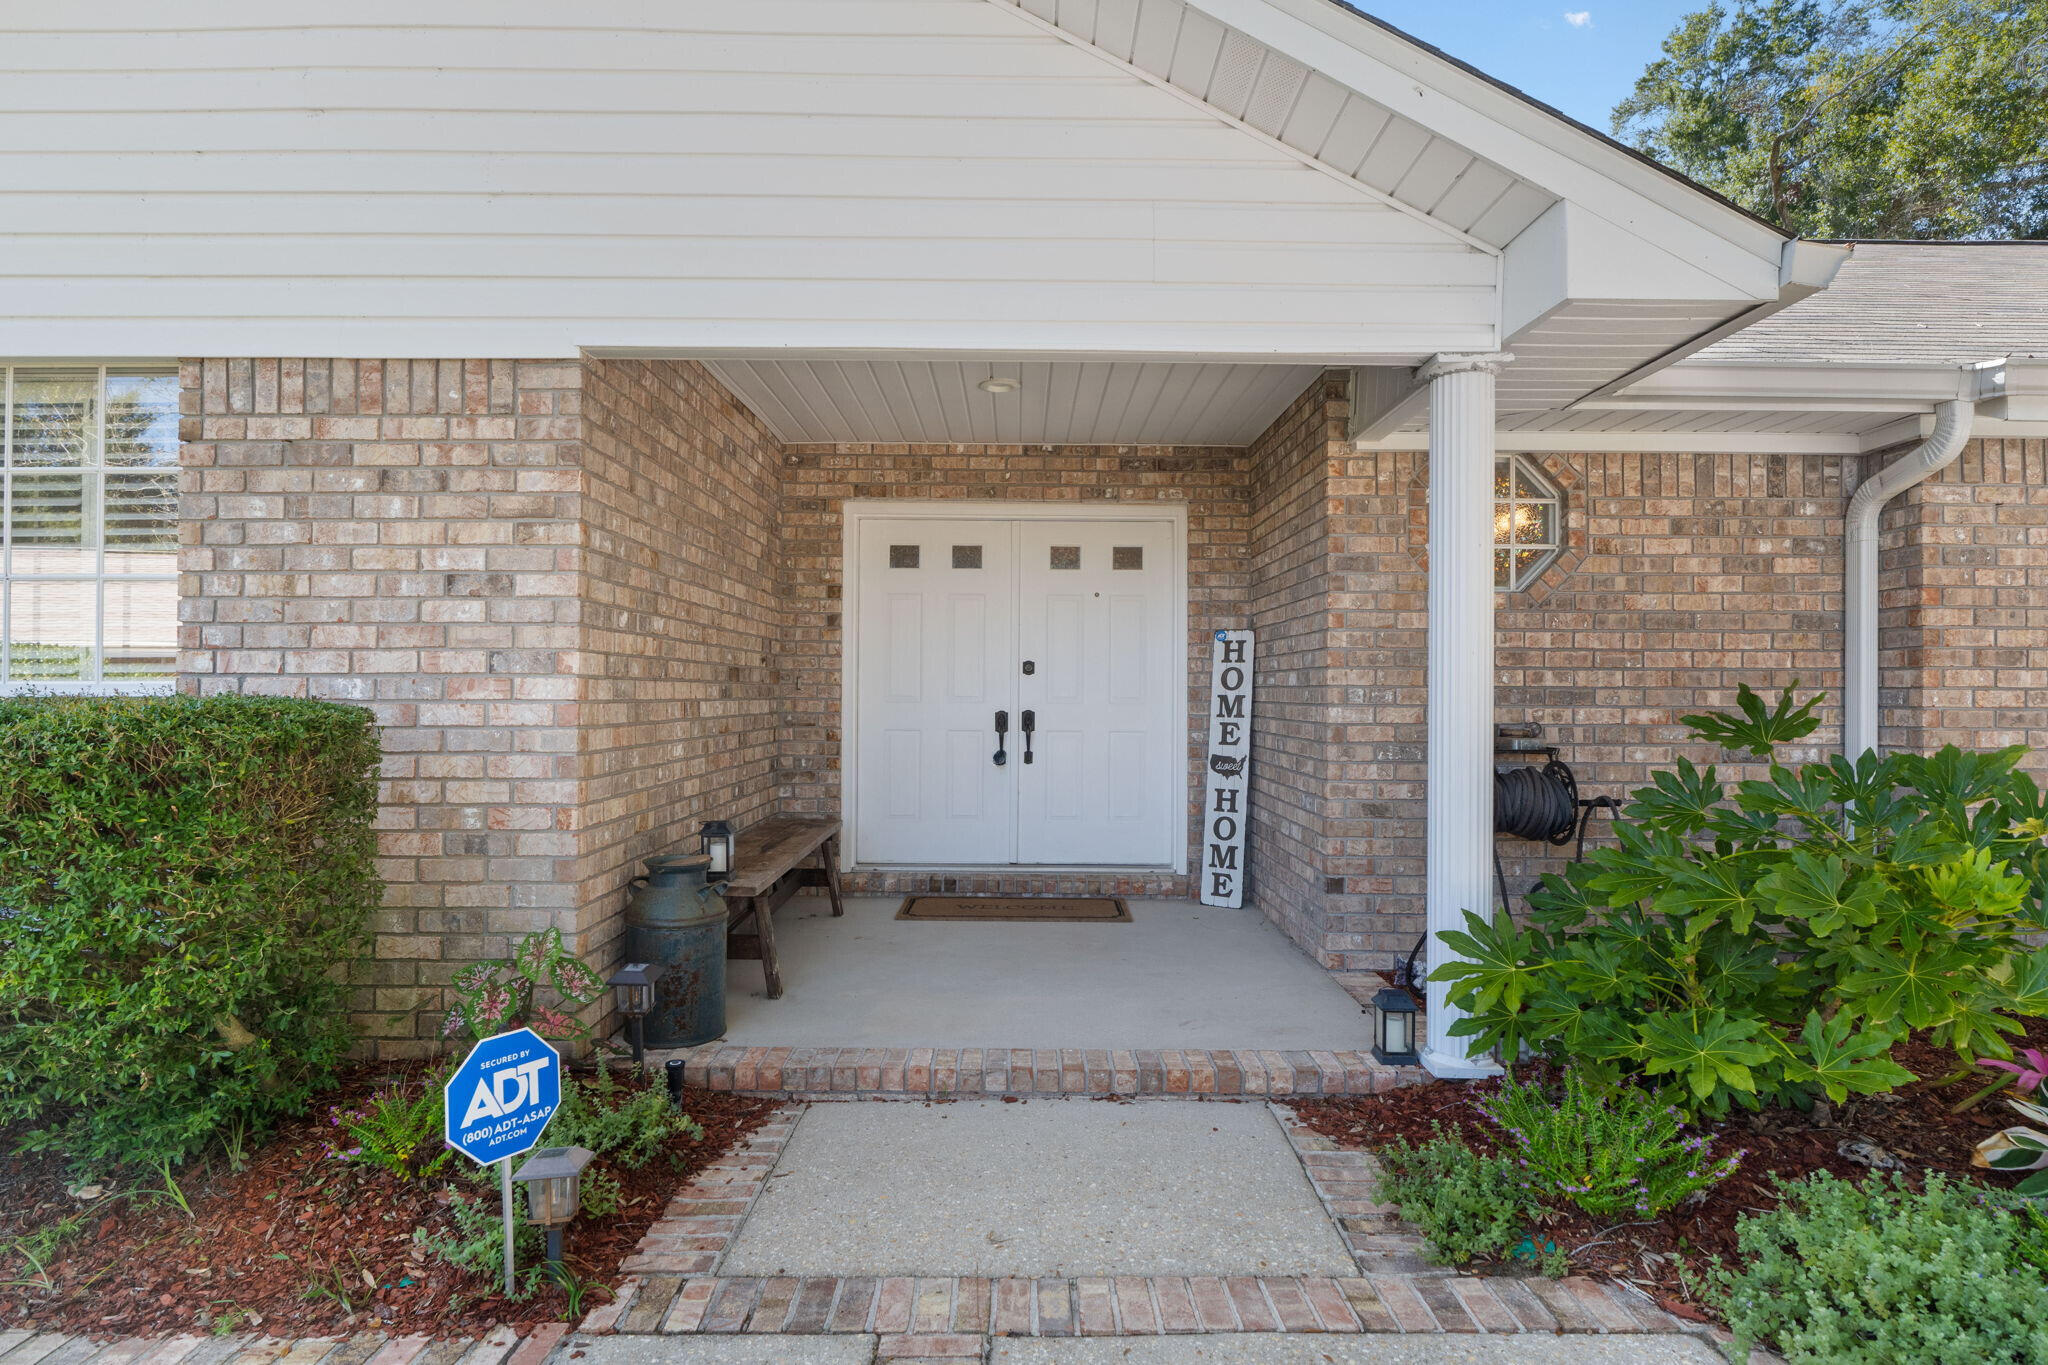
[1494,454,1562,591]
[2,366,179,692]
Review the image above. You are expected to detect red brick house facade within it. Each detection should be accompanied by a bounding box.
[7,5,2047,1069]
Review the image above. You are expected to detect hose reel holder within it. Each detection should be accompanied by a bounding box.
[1393,722,1619,992]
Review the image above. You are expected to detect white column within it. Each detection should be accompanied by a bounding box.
[1419,352,1510,1078]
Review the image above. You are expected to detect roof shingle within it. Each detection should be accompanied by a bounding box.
[1697,241,2048,366]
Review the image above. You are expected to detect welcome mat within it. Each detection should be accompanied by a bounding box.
[895,896,1132,922]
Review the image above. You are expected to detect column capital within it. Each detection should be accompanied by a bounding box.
[1415,351,1514,384]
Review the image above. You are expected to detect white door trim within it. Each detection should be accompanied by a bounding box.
[840,499,1190,875]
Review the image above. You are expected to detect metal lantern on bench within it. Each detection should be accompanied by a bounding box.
[699,819,735,877]
[622,852,728,1050]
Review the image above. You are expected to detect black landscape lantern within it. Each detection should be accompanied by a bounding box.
[1372,986,1421,1068]
[699,819,736,878]
[607,961,663,1062]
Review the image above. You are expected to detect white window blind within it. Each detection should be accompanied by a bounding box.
[2,365,179,692]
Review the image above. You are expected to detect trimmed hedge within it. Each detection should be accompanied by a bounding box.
[0,695,380,1170]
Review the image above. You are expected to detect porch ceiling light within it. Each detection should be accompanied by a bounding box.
[977,376,1021,394]
[1372,986,1421,1068]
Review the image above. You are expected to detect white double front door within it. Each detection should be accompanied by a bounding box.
[852,512,1181,867]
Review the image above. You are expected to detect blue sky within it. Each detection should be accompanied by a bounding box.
[1355,3,1705,132]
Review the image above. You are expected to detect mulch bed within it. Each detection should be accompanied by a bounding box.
[1288,1013,2048,1320]
[0,1065,775,1340]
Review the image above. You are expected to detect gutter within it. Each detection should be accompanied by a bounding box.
[1843,393,1976,758]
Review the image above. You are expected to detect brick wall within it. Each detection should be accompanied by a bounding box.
[179,358,586,1056]
[1488,450,1850,914]
[1880,437,2048,775]
[183,355,2031,1030]
[572,358,788,966]
[777,442,1251,897]
[1246,376,1346,957]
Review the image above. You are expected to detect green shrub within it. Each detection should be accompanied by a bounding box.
[547,1066,703,1168]
[1434,683,2048,1117]
[0,694,380,1171]
[414,1188,545,1295]
[1479,1069,1739,1218]
[1375,1128,1544,1267]
[1711,1171,2048,1364]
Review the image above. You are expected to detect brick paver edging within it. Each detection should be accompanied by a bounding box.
[0,1321,562,1365]
[653,1045,1420,1097]
[577,1103,803,1322]
[577,1271,1702,1338]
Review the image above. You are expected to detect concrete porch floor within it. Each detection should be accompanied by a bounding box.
[714,895,1374,1051]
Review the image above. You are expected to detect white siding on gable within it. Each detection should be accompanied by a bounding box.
[994,0,1559,247]
[0,0,1497,361]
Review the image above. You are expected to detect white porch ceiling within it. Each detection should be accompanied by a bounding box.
[705,358,1320,446]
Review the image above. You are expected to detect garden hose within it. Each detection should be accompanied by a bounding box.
[1395,757,1621,990]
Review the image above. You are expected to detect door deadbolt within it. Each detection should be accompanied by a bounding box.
[1021,660,1035,675]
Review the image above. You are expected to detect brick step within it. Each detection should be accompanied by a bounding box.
[649,1045,1421,1098]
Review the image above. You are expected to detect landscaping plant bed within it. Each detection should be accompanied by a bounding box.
[1287,1013,2048,1317]
[0,1065,775,1340]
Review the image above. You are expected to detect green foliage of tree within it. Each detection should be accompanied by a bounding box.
[1432,683,2048,1118]
[1615,0,2048,238]
[0,695,381,1171]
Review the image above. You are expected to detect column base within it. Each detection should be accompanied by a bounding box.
[1421,1047,1504,1081]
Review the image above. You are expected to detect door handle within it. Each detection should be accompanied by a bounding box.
[993,710,1008,767]
[1021,709,1035,765]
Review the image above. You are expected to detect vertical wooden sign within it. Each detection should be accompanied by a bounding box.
[1200,629,1254,908]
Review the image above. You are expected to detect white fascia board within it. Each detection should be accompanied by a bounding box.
[1189,0,1790,295]
[1358,429,1869,454]
[1608,360,1978,410]
[1353,413,2048,456]
[1977,358,2048,421]
[1346,365,1429,441]
[1503,201,1765,341]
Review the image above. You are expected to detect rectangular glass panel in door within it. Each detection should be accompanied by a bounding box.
[853,520,1017,864]
[1015,520,1176,865]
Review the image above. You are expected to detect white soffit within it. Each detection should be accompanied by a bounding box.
[705,358,1320,446]
[989,0,1557,248]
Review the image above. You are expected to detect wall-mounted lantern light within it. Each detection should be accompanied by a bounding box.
[1372,986,1421,1068]
[606,961,663,1062]
[512,1145,597,1273]
[699,819,735,877]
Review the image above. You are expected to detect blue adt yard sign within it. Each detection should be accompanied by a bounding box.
[443,1026,561,1166]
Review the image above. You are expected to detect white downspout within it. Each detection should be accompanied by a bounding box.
[1843,395,1975,758]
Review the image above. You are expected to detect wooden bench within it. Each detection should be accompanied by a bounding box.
[723,815,843,999]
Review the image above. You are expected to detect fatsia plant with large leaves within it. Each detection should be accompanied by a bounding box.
[1432,683,2048,1118]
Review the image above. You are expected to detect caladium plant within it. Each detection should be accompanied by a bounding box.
[1975,1095,2048,1197]
[1433,682,2048,1118]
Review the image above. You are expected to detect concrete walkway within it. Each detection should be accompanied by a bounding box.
[568,1097,1764,1362]
[723,1101,1352,1278]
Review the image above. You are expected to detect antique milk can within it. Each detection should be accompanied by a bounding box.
[622,853,728,1048]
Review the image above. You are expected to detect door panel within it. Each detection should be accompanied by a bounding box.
[1014,520,1176,865]
[854,519,1015,864]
